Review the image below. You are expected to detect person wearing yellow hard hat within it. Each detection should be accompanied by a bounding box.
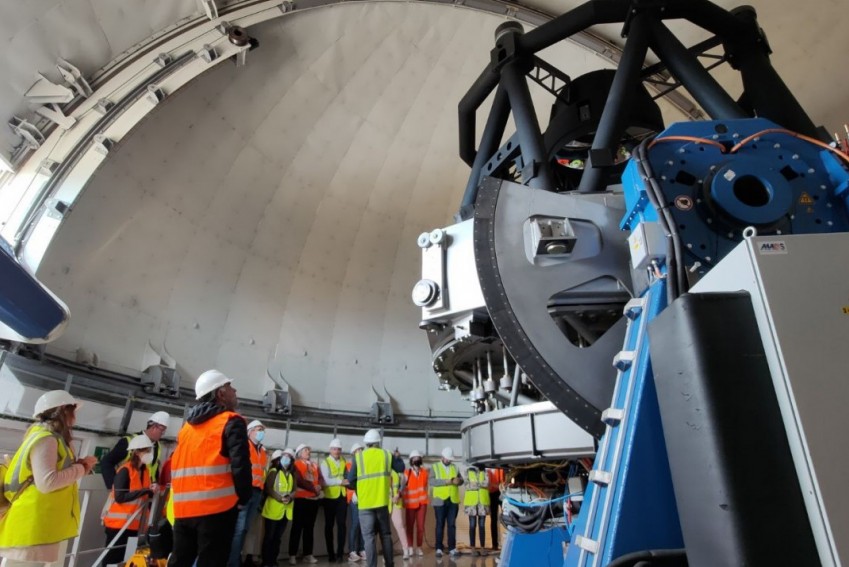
[0,390,97,566]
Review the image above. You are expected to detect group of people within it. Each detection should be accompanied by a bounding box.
[0,370,505,567]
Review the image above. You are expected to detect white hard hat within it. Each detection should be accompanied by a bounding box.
[410,450,422,459]
[283,447,296,458]
[441,447,455,461]
[350,443,363,454]
[128,435,154,451]
[33,390,81,419]
[295,443,310,456]
[271,449,284,461]
[195,369,232,400]
[363,429,381,444]
[247,420,264,431]
[148,411,170,427]
[329,438,342,449]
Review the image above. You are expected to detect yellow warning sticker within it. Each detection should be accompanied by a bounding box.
[799,192,814,205]
[843,306,849,315]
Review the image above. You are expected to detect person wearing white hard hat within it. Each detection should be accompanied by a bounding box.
[346,444,365,563]
[429,447,463,557]
[102,436,156,564]
[101,410,170,489]
[260,448,296,567]
[228,420,268,567]
[169,370,252,567]
[320,439,348,562]
[0,390,96,565]
[402,451,428,557]
[288,444,322,564]
[344,430,405,567]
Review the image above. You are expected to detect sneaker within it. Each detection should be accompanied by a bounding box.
[449,549,458,557]
[289,559,297,566]
[435,549,443,558]
[304,557,318,564]
[416,548,423,557]
[348,552,360,562]
[359,552,367,560]
[402,549,410,559]
[472,550,480,557]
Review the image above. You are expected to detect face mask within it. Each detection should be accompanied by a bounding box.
[281,457,292,467]
[254,430,265,443]
[140,452,154,466]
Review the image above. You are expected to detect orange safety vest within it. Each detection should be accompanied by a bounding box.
[171,411,241,518]
[103,462,151,531]
[402,467,429,509]
[294,459,321,499]
[487,468,505,492]
[249,442,267,489]
[345,461,354,503]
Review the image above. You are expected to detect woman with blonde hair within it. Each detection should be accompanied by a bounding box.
[0,390,97,567]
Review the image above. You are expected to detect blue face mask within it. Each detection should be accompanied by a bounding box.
[254,430,265,443]
[281,457,292,467]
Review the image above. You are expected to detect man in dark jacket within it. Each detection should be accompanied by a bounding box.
[168,370,253,567]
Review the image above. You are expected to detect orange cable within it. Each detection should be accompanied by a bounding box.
[648,136,727,153]
[730,128,849,168]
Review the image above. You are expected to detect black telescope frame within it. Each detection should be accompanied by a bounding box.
[457,0,820,217]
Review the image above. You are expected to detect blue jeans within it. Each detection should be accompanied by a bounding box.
[348,501,364,553]
[359,507,393,567]
[434,501,458,552]
[228,489,262,567]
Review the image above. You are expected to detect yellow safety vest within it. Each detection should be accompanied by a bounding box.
[261,469,294,521]
[166,489,175,525]
[389,470,403,513]
[431,462,459,504]
[463,469,490,507]
[355,447,391,510]
[120,435,161,483]
[324,456,347,500]
[0,424,80,546]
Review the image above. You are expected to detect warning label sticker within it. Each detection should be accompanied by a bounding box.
[799,192,814,205]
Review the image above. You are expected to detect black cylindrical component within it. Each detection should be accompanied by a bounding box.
[500,58,556,190]
[459,64,501,166]
[577,13,652,194]
[519,0,629,54]
[724,7,820,138]
[648,20,747,121]
[461,85,510,211]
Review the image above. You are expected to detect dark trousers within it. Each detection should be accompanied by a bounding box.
[104,527,137,565]
[229,489,262,567]
[168,506,239,567]
[489,491,501,547]
[434,502,458,552]
[288,498,319,557]
[150,519,173,559]
[359,507,393,567]
[348,501,364,554]
[468,515,485,548]
[261,517,289,566]
[323,496,348,560]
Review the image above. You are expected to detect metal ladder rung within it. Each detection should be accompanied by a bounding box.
[612,350,635,371]
[575,535,600,554]
[623,297,647,320]
[588,470,612,486]
[601,408,625,426]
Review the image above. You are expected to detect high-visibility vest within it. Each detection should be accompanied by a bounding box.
[463,469,490,507]
[171,411,241,518]
[293,459,320,499]
[165,490,175,525]
[345,461,355,504]
[402,468,429,509]
[431,462,459,504]
[104,462,151,530]
[355,447,391,510]
[0,424,80,546]
[261,469,294,521]
[120,434,162,483]
[249,442,267,489]
[323,456,347,499]
[487,468,504,493]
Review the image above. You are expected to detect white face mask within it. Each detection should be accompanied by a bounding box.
[140,452,154,466]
